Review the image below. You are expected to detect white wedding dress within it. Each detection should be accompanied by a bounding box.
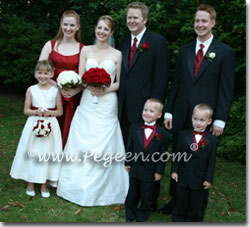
[57,58,129,206]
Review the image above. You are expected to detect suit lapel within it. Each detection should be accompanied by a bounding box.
[194,38,219,81]
[146,126,160,151]
[122,37,130,72]
[137,126,144,149]
[185,132,194,151]
[128,30,149,72]
[187,41,196,80]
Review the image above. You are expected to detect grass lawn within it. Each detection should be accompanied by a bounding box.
[0,92,246,222]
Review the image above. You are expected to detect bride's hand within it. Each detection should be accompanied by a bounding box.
[61,86,83,98]
[88,87,106,97]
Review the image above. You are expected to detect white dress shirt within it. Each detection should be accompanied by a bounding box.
[131,27,147,48]
[144,121,156,139]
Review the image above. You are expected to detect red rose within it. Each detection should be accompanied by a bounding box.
[141,42,149,49]
[138,42,149,52]
[155,133,162,141]
[199,139,207,149]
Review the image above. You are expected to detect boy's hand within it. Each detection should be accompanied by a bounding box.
[203,181,211,189]
[154,173,162,181]
[125,166,131,172]
[171,172,178,182]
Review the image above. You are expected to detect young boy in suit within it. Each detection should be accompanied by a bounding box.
[171,103,218,222]
[125,98,170,222]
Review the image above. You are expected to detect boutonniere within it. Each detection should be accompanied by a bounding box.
[199,139,207,149]
[206,51,216,62]
[155,133,162,141]
[138,42,149,52]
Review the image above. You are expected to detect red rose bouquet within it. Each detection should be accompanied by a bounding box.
[82,67,111,104]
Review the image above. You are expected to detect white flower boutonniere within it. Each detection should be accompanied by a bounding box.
[206,52,216,62]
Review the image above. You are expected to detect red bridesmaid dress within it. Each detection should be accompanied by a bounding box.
[49,40,84,148]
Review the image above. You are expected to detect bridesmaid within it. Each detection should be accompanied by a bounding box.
[39,10,84,147]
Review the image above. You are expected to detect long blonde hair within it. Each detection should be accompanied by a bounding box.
[54,10,81,49]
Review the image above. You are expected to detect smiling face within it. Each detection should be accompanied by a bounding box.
[142,101,162,124]
[192,109,212,132]
[61,16,80,39]
[127,8,147,36]
[95,19,113,42]
[34,69,54,87]
[194,10,216,42]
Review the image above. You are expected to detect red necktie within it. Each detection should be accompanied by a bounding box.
[128,37,137,66]
[194,44,204,77]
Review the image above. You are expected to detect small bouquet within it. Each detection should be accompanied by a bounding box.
[33,119,52,137]
[82,67,111,104]
[57,70,82,101]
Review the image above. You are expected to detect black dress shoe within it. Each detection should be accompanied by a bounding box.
[126,219,134,222]
[150,202,157,212]
[157,200,176,215]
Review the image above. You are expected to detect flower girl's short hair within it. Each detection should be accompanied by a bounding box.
[35,60,55,73]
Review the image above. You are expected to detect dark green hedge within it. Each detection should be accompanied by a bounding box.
[0,0,246,162]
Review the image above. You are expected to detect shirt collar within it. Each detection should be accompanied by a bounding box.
[144,121,156,126]
[131,27,147,47]
[196,34,214,55]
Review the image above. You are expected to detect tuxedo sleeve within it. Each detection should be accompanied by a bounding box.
[151,36,170,103]
[205,137,218,183]
[215,47,235,121]
[165,47,183,113]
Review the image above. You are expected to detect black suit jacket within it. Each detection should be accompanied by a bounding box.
[172,129,218,190]
[118,29,170,124]
[125,123,170,182]
[166,38,235,132]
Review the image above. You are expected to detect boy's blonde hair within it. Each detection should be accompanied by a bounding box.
[35,60,55,73]
[193,103,213,119]
[145,98,164,113]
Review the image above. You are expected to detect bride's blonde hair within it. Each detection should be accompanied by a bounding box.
[97,15,115,32]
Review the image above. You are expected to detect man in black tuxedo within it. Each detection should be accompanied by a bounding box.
[159,4,235,214]
[118,2,170,212]
[118,2,170,147]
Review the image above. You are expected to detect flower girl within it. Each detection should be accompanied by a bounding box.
[10,60,63,198]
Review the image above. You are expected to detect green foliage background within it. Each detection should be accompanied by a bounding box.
[0,0,246,162]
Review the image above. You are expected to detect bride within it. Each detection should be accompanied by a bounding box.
[56,15,129,206]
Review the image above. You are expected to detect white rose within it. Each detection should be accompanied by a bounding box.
[209,52,216,59]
